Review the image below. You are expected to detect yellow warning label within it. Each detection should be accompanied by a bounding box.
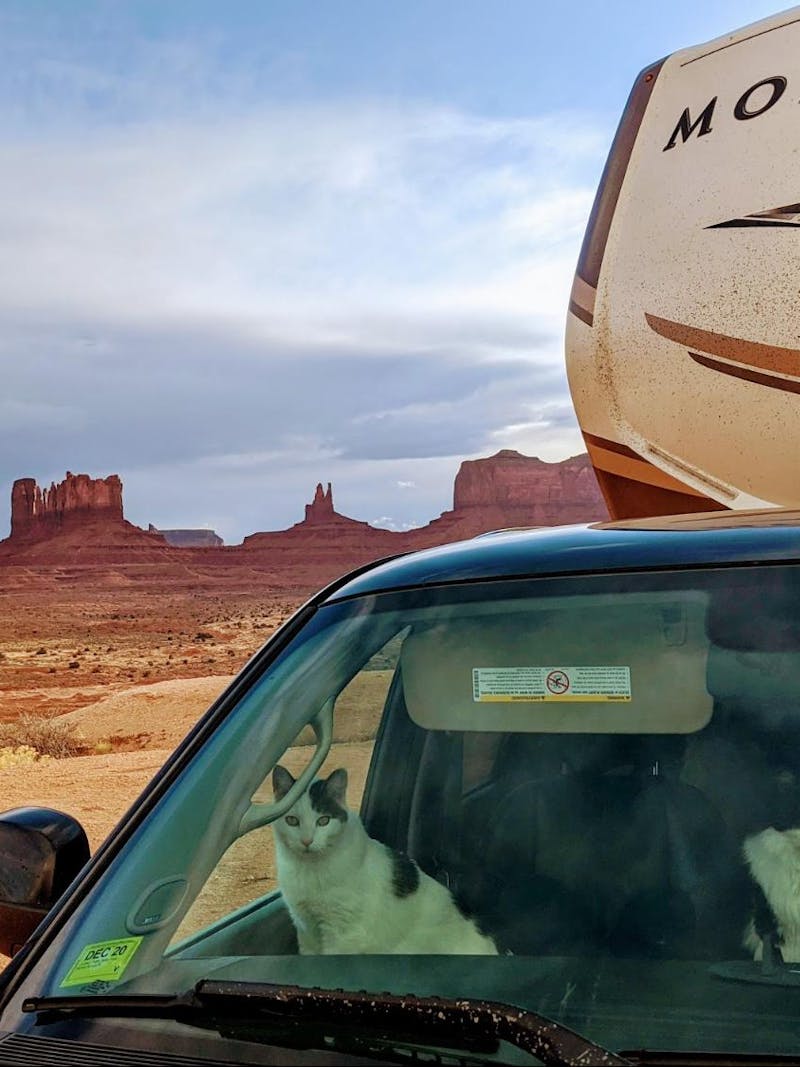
[472,666,631,702]
[60,937,143,988]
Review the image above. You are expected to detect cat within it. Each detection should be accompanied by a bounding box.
[271,764,498,955]
[743,826,800,963]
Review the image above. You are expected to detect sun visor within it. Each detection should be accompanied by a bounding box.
[401,594,712,733]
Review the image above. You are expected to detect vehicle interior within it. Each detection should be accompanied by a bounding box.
[169,568,800,973]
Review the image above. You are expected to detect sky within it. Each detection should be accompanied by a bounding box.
[0,0,784,542]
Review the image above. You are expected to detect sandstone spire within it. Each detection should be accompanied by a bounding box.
[304,481,335,524]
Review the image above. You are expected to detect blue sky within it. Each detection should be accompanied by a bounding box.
[0,0,783,541]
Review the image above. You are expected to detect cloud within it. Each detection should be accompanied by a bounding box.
[487,401,586,461]
[0,27,604,541]
[0,104,599,331]
[370,516,422,532]
[0,398,86,434]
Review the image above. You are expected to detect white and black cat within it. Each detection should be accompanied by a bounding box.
[271,764,497,955]
[744,827,800,963]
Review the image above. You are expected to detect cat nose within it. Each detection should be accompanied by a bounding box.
[301,838,313,848]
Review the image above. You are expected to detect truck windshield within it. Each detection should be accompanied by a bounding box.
[14,564,800,1059]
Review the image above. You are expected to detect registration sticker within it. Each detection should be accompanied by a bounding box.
[60,937,143,988]
[472,666,631,702]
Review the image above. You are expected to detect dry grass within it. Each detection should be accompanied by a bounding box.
[0,713,84,759]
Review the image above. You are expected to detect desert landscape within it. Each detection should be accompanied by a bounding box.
[0,450,605,960]
[0,584,300,840]
[0,449,605,833]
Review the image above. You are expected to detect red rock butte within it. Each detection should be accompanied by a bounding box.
[11,472,123,539]
[0,453,607,573]
[1,472,168,561]
[422,449,607,542]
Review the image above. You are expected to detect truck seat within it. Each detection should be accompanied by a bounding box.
[461,734,749,959]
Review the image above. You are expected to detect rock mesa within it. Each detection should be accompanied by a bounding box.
[447,449,603,526]
[1,472,168,561]
[11,472,123,540]
[149,526,224,548]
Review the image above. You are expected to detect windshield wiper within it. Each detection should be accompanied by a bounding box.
[24,980,632,1066]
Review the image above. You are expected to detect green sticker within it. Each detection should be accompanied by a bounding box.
[60,937,143,988]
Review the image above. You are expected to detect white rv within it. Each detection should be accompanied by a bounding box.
[567,6,800,518]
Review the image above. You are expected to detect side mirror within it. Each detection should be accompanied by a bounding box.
[0,807,90,956]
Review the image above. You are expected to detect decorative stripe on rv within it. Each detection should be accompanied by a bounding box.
[583,432,708,498]
[645,312,800,392]
[569,275,597,326]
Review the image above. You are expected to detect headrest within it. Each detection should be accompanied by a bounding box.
[707,646,800,718]
[707,575,800,651]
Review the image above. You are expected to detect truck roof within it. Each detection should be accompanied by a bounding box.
[329,509,800,600]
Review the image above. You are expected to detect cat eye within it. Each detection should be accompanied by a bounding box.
[317,816,330,826]
[285,815,299,826]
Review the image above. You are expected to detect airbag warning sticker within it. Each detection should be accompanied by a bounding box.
[472,666,631,702]
[60,936,143,987]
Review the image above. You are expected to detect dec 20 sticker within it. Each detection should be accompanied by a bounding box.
[60,937,143,988]
[472,665,632,702]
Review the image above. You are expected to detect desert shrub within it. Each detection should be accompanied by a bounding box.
[0,714,84,759]
[0,745,45,769]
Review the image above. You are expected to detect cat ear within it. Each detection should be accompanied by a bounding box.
[325,768,348,804]
[273,764,295,800]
